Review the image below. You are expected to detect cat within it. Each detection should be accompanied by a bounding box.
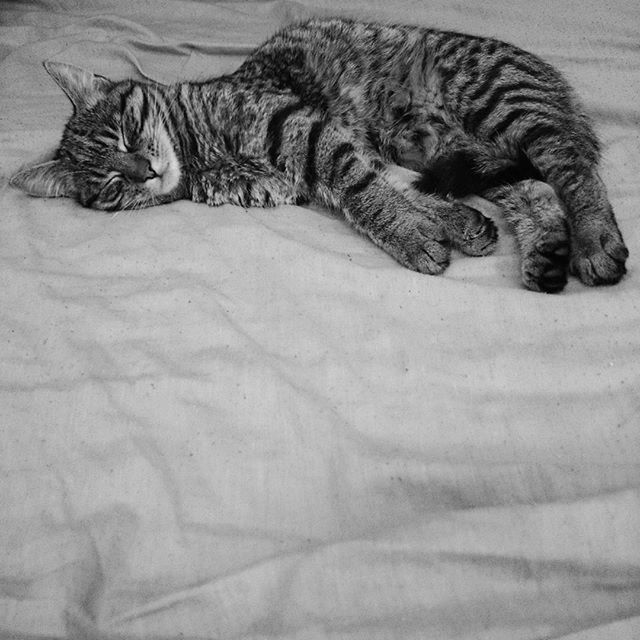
[10,17,628,293]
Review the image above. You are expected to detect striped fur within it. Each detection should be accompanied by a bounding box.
[11,18,628,291]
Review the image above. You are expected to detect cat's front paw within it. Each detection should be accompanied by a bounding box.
[570,226,628,286]
[448,203,498,256]
[377,219,451,274]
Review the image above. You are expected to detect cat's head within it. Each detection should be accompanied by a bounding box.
[10,62,183,211]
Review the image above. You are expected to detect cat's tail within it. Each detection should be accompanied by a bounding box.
[414,140,542,198]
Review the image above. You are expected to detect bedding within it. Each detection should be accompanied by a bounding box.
[1,1,640,638]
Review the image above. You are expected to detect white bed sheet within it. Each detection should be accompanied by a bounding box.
[1,1,640,638]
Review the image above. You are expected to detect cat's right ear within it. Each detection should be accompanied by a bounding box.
[10,159,77,198]
[44,61,112,112]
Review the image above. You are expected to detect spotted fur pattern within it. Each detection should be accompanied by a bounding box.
[11,17,628,291]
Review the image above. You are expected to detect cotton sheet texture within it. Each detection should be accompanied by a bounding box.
[1,1,640,638]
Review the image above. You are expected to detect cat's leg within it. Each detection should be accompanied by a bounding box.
[191,157,299,207]
[536,158,626,286]
[261,105,499,272]
[320,158,454,274]
[484,180,570,293]
[269,112,465,273]
[511,125,627,286]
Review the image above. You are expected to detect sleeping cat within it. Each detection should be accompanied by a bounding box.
[11,17,628,293]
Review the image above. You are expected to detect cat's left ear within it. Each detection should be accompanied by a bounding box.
[10,159,77,198]
[44,61,112,112]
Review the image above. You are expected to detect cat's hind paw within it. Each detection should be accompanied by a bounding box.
[570,227,628,286]
[521,226,570,293]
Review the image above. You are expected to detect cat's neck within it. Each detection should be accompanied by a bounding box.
[161,82,219,167]
[160,78,266,172]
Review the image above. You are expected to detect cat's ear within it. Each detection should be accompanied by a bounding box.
[44,61,112,112]
[10,159,76,198]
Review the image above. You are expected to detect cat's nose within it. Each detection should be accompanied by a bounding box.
[122,154,157,182]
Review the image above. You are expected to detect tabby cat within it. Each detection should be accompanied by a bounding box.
[11,17,628,292]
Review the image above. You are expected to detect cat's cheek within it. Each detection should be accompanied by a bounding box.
[164,162,181,194]
[153,126,181,195]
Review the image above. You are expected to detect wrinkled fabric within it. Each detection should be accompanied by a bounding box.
[1,1,639,638]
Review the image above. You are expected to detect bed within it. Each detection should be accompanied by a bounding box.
[1,1,639,638]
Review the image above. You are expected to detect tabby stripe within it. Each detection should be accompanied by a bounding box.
[201,97,219,138]
[421,38,433,77]
[369,204,395,237]
[434,35,466,63]
[501,93,558,110]
[520,122,562,149]
[465,80,547,132]
[507,56,551,80]
[327,142,355,186]
[266,101,305,166]
[337,157,358,184]
[119,85,135,116]
[118,87,134,148]
[304,120,324,188]
[439,65,458,84]
[454,53,481,92]
[482,40,500,57]
[465,61,505,103]
[369,27,382,60]
[487,95,562,133]
[170,93,198,160]
[86,167,106,179]
[344,171,377,200]
[455,66,483,101]
[241,184,252,207]
[464,41,482,62]
[98,129,119,143]
[138,90,149,134]
[182,90,203,158]
[156,91,179,150]
[489,107,546,139]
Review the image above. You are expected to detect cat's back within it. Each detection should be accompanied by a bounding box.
[240,16,560,90]
[236,17,429,91]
